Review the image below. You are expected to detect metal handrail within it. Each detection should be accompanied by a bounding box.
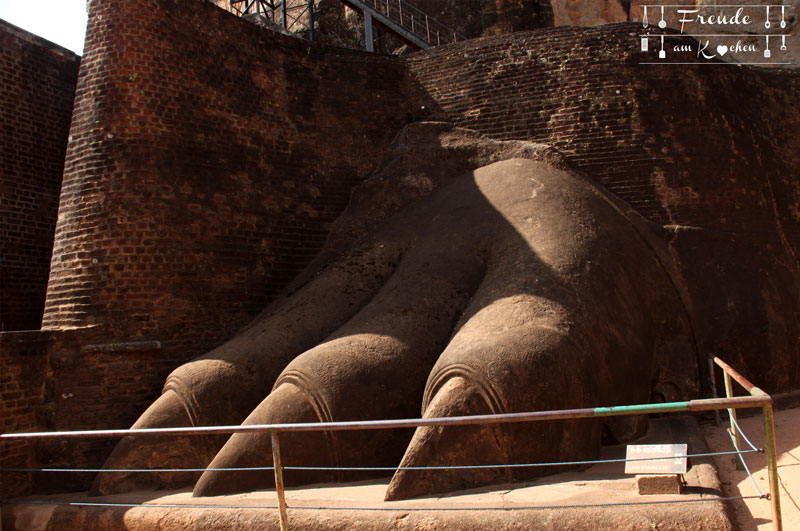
[1,359,782,530]
[711,356,782,531]
[368,0,461,46]
[0,395,772,440]
[227,0,461,48]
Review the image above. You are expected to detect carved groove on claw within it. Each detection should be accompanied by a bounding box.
[163,375,204,428]
[423,364,506,415]
[271,370,342,480]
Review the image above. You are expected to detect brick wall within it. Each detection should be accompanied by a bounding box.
[408,25,800,389]
[0,331,50,497]
[0,327,198,497]
[42,0,425,358]
[409,25,781,227]
[0,20,80,332]
[0,23,80,492]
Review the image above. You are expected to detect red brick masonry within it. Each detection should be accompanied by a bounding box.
[0,20,79,332]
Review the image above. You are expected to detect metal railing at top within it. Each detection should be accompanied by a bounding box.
[226,0,314,38]
[361,0,462,47]
[0,357,783,531]
[224,0,462,48]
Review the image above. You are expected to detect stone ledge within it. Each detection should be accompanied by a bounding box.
[0,329,59,345]
[81,340,162,354]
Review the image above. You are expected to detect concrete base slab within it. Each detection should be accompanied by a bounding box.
[2,416,735,530]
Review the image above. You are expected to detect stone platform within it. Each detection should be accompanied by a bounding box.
[2,417,734,530]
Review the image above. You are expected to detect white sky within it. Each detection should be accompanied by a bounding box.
[0,0,87,54]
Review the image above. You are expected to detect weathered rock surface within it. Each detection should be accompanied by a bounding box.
[551,0,628,26]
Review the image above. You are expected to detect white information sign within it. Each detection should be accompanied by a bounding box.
[625,444,688,474]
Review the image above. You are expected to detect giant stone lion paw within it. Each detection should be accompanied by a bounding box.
[91,123,697,500]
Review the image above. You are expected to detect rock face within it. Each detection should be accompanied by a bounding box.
[407,0,556,39]
[551,0,628,26]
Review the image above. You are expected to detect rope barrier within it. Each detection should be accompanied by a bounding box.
[730,414,761,452]
[0,466,274,473]
[727,423,766,498]
[0,449,761,474]
[719,407,768,498]
[284,449,760,471]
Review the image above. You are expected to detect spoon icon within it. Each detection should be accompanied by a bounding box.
[765,6,770,29]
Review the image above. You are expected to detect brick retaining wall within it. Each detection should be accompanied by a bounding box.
[0,20,79,332]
